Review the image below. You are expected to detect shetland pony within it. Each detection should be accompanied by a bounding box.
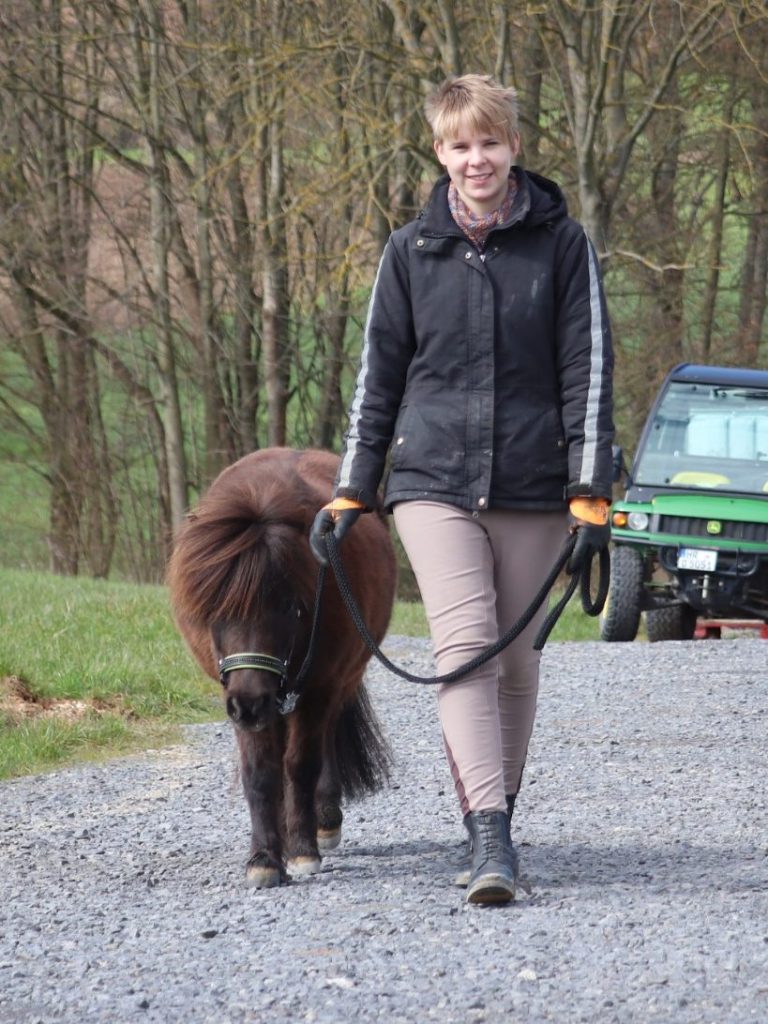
[167,448,397,887]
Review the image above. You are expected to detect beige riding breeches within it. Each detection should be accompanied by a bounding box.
[392,501,568,816]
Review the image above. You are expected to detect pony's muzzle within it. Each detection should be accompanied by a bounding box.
[226,692,274,731]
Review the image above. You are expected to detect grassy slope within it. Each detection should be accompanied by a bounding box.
[0,569,222,778]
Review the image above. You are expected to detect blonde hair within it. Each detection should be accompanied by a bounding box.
[424,74,519,146]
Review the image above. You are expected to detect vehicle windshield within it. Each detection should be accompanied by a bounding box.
[633,380,768,495]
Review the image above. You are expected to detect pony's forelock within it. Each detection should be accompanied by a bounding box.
[167,466,318,627]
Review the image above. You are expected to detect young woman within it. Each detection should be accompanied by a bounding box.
[310,74,614,905]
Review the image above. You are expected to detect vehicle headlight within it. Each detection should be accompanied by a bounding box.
[627,511,649,531]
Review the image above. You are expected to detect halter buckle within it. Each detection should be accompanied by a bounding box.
[277,691,299,715]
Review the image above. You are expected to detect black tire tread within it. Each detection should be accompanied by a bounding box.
[600,545,644,642]
[646,603,697,642]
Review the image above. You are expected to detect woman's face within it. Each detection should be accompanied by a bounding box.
[434,123,519,216]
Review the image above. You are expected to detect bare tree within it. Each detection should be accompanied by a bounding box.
[0,0,118,574]
[540,1,727,253]
[733,5,768,365]
[1,0,767,581]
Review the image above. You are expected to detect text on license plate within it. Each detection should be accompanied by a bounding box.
[677,547,718,572]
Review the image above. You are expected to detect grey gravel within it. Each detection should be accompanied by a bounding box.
[1,637,766,1024]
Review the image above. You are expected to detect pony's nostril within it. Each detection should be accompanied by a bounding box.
[227,695,243,722]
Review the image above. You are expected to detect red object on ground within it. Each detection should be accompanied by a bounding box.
[694,619,768,640]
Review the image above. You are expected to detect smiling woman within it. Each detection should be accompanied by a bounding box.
[308,73,614,906]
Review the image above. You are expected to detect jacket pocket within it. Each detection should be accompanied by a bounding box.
[493,400,568,494]
[390,402,466,483]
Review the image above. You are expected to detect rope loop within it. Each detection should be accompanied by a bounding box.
[321,529,610,686]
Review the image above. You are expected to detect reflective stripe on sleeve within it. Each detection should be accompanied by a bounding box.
[337,245,389,491]
[578,232,607,487]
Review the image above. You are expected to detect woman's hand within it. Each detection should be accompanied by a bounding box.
[567,497,611,573]
[309,500,365,566]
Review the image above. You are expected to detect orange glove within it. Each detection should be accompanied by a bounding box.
[569,497,610,526]
[567,497,611,572]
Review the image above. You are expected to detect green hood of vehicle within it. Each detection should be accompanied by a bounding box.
[619,492,768,524]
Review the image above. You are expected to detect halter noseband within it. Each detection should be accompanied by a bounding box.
[217,653,298,716]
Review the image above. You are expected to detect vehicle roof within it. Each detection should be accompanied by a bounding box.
[667,363,768,388]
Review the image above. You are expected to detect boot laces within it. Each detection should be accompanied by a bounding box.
[474,813,508,856]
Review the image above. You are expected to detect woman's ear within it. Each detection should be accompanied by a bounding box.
[434,139,446,166]
[510,130,521,162]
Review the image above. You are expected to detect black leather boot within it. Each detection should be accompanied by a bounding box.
[454,794,516,888]
[464,809,519,905]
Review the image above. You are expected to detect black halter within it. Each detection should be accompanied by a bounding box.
[217,653,298,716]
[215,567,326,717]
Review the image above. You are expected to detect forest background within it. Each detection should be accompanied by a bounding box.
[0,0,766,591]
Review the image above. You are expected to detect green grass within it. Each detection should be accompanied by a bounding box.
[0,570,218,712]
[0,567,599,780]
[545,588,602,642]
[0,715,180,781]
[389,601,428,636]
[390,585,601,642]
[0,568,222,779]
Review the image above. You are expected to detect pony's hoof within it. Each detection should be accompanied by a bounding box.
[244,856,286,888]
[245,864,284,888]
[317,827,342,851]
[287,855,322,876]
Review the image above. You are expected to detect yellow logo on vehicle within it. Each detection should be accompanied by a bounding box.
[706,520,722,535]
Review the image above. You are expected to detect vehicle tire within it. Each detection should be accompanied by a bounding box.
[600,545,644,642]
[645,603,697,642]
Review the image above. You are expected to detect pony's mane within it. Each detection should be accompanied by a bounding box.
[167,464,319,625]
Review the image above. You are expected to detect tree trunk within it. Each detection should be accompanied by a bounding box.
[737,34,768,366]
[142,1,188,529]
[700,73,737,362]
[261,118,290,448]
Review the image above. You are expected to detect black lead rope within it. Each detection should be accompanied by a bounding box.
[288,564,329,704]
[322,530,610,686]
[532,542,610,650]
[249,532,610,712]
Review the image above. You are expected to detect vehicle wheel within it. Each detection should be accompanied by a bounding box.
[600,545,644,642]
[645,603,697,642]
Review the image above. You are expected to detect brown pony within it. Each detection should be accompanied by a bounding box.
[167,448,397,888]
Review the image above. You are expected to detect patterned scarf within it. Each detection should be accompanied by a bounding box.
[448,175,517,252]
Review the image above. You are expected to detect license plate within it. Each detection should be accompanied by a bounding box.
[677,547,718,572]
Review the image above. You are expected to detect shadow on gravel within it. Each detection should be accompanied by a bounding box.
[348,839,454,859]
[323,837,760,896]
[518,839,762,893]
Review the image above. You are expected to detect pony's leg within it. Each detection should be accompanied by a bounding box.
[237,728,287,888]
[283,717,324,876]
[315,718,343,852]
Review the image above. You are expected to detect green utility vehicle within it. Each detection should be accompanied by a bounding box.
[601,363,768,642]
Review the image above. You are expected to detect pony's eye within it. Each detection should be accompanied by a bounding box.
[273,595,298,617]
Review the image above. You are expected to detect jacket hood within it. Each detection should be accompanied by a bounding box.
[420,167,568,233]
[520,169,569,226]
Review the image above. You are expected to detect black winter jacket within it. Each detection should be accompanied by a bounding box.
[334,168,614,513]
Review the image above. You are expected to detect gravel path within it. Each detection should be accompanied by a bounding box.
[1,637,766,1024]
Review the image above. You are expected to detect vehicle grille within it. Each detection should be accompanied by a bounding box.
[657,515,768,543]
